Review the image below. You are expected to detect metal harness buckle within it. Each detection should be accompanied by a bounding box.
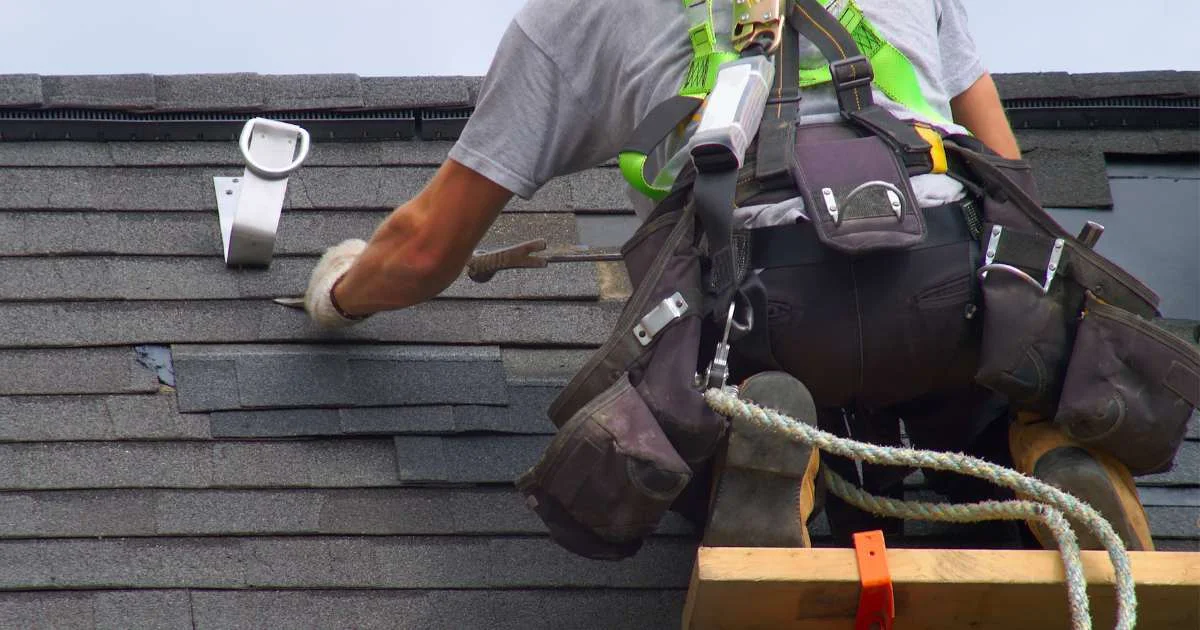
[702,302,738,390]
[978,225,1065,295]
[732,0,786,54]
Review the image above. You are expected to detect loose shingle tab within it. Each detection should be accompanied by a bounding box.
[172,340,506,410]
[39,74,157,109]
[0,348,158,396]
[173,344,507,412]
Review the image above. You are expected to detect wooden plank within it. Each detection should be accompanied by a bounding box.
[683,547,1200,630]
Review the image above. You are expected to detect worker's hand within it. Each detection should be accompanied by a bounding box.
[304,238,369,328]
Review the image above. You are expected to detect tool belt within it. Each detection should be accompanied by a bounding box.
[518,0,1199,560]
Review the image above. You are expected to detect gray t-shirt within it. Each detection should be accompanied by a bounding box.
[449,0,986,214]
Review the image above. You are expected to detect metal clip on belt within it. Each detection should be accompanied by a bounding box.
[213,118,311,267]
[978,225,1065,295]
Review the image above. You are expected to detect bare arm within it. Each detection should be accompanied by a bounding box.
[331,159,514,316]
[950,72,1022,160]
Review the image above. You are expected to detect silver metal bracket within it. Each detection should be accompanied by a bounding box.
[213,118,311,267]
[633,292,689,346]
[979,225,1066,295]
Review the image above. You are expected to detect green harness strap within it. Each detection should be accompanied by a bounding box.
[797,0,949,125]
[620,0,948,200]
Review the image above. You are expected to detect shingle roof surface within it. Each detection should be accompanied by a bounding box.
[0,71,1194,628]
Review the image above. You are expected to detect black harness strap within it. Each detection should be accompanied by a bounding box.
[787,0,934,174]
[754,16,801,190]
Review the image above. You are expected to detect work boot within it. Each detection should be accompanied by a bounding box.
[1009,414,1154,551]
[703,371,823,547]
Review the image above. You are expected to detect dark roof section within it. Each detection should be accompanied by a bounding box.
[0,71,1194,626]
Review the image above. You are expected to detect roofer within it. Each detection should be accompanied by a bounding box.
[301,0,1197,558]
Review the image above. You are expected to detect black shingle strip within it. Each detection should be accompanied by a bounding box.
[0,167,624,212]
[1139,486,1200,507]
[0,487,693,538]
[0,394,207,442]
[1024,148,1113,208]
[172,344,507,412]
[0,300,617,347]
[0,439,398,490]
[191,589,685,630]
[0,536,692,589]
[0,348,158,396]
[0,256,598,302]
[0,211,576,257]
[210,386,559,438]
[39,74,157,110]
[0,591,190,629]
[0,140,452,168]
[394,436,549,484]
[1146,506,1200,539]
[995,71,1200,100]
[1015,129,1200,155]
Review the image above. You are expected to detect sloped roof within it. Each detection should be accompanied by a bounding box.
[0,71,1194,627]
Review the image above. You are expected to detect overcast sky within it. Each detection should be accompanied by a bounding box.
[1,0,1196,76]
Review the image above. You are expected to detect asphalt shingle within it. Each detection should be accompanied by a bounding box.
[0,256,597,301]
[362,76,473,109]
[154,73,266,112]
[173,344,507,412]
[0,394,206,442]
[394,435,549,484]
[39,74,157,109]
[0,74,42,107]
[190,589,685,630]
[0,439,406,490]
[0,348,159,396]
[262,74,364,110]
[1026,148,1112,208]
[0,536,693,589]
[0,300,616,347]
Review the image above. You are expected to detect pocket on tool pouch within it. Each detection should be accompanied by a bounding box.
[1055,293,1200,475]
[516,374,692,560]
[975,270,1080,416]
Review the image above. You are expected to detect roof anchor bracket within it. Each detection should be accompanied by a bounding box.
[213,117,311,267]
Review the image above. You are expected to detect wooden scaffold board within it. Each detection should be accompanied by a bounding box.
[683,546,1200,629]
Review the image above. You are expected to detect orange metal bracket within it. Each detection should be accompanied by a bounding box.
[853,530,895,630]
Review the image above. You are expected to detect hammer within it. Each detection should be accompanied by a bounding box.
[466,239,622,283]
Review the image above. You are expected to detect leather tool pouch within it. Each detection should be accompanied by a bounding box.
[518,197,726,559]
[949,143,1197,473]
[1056,293,1200,475]
[790,123,925,255]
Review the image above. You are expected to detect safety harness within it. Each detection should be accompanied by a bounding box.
[518,4,1195,612]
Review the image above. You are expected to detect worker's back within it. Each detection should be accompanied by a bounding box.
[450,0,982,215]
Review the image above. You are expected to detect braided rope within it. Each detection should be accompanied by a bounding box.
[704,387,1137,630]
